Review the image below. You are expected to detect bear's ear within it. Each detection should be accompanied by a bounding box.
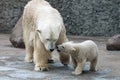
[72,47,76,52]
[37,30,41,33]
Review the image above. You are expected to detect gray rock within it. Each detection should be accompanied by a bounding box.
[9,17,25,48]
[106,34,120,50]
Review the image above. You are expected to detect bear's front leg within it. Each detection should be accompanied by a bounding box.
[47,52,54,63]
[24,43,33,63]
[59,52,70,66]
[57,33,70,66]
[33,49,49,71]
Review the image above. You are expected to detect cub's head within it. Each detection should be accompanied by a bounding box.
[36,26,61,52]
[57,41,76,53]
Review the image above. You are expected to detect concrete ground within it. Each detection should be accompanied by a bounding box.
[0,34,120,80]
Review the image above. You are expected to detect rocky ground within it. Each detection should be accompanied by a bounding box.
[0,34,120,80]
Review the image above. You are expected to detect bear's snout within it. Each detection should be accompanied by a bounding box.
[50,48,54,52]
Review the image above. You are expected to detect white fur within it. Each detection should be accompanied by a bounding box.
[22,0,69,71]
[57,40,98,75]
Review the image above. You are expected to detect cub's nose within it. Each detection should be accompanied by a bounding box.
[56,46,60,52]
[50,49,54,52]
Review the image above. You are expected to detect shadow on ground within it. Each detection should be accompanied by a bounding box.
[0,34,120,80]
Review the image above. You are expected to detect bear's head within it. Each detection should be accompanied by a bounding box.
[37,25,61,52]
[57,41,76,53]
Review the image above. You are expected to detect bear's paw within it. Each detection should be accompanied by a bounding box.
[34,65,49,71]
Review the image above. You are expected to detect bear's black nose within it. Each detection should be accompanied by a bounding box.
[50,49,54,52]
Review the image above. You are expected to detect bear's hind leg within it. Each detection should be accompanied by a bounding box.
[90,58,97,71]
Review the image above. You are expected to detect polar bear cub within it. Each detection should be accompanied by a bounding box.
[57,40,98,75]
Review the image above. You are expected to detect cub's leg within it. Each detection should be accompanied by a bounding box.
[72,62,83,75]
[72,59,86,75]
[71,58,77,69]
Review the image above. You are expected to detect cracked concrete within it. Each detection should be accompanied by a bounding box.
[0,34,120,80]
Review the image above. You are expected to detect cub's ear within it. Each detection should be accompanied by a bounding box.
[37,30,41,33]
[72,47,76,52]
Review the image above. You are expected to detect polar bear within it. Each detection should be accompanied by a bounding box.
[22,0,69,71]
[57,40,98,75]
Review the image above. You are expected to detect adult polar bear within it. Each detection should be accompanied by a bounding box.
[22,0,69,71]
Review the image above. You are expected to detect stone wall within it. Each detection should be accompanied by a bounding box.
[0,0,120,36]
[0,0,29,33]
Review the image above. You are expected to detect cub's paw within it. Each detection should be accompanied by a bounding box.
[34,65,49,71]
